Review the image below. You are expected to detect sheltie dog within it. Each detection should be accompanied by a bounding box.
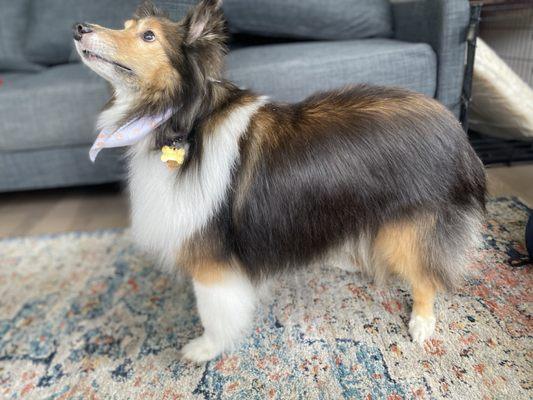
[73,0,486,362]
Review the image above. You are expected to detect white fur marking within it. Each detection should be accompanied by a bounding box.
[181,335,219,363]
[181,273,256,362]
[128,97,266,267]
[409,314,436,345]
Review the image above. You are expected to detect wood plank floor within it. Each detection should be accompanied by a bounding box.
[0,184,129,238]
[0,166,531,238]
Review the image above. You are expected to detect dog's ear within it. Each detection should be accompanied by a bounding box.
[184,0,225,46]
[134,0,165,18]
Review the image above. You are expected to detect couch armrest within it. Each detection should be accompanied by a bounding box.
[391,0,470,117]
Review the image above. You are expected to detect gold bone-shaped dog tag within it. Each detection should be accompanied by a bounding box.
[161,145,186,169]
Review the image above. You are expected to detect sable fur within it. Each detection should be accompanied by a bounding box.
[167,83,486,290]
[74,0,487,360]
[231,86,485,289]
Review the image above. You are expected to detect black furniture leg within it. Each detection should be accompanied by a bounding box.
[460,4,482,132]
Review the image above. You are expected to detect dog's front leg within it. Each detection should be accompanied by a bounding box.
[181,269,256,363]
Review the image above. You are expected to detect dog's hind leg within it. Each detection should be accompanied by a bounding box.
[408,280,437,344]
[373,217,439,345]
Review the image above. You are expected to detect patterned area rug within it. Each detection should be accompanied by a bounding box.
[0,198,531,399]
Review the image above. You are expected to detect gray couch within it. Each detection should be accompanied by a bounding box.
[0,0,470,192]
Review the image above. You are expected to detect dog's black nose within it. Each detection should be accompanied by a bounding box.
[73,23,93,41]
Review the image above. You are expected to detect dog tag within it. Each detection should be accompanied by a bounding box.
[161,145,186,169]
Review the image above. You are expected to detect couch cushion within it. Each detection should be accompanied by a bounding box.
[223,0,393,40]
[0,64,110,151]
[0,0,42,72]
[153,0,197,20]
[226,39,437,102]
[25,0,196,66]
[0,146,125,191]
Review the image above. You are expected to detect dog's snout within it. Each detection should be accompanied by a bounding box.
[73,23,93,41]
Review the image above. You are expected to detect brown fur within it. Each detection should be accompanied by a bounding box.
[373,217,440,317]
[183,259,229,285]
[234,88,447,215]
[90,18,181,94]
[177,228,238,285]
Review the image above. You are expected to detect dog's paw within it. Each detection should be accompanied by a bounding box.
[180,335,221,363]
[409,314,436,345]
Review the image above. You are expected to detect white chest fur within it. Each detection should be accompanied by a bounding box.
[126,98,266,268]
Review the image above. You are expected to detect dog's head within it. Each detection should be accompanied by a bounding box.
[73,0,226,99]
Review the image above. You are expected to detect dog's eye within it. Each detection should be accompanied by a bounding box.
[143,31,156,42]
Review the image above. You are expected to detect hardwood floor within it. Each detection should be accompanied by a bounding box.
[486,164,533,203]
[0,165,531,238]
[0,184,129,238]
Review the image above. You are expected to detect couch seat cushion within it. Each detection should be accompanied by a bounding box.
[0,64,109,151]
[223,0,393,40]
[226,39,437,102]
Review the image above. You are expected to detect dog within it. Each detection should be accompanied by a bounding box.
[73,0,486,362]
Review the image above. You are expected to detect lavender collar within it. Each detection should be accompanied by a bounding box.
[89,109,173,162]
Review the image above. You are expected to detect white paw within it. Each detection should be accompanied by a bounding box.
[180,335,221,363]
[409,314,436,345]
